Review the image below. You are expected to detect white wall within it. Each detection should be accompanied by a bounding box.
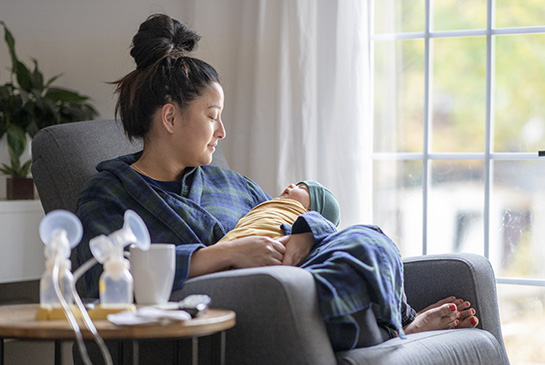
[0,0,249,197]
[0,0,190,118]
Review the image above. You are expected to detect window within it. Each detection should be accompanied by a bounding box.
[371,1,545,362]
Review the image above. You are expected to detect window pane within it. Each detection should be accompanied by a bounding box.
[428,160,484,255]
[432,37,487,152]
[491,160,545,279]
[433,0,487,31]
[495,0,545,28]
[498,284,545,363]
[374,40,425,153]
[494,34,545,153]
[373,160,423,257]
[374,0,425,34]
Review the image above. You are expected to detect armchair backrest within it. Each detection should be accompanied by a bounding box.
[31,119,229,214]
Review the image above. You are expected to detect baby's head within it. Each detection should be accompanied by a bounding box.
[279,180,340,226]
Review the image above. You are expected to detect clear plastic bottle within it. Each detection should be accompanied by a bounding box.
[99,258,133,307]
[89,210,150,309]
[40,257,74,307]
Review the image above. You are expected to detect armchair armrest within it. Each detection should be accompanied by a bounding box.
[171,266,336,365]
[403,253,508,363]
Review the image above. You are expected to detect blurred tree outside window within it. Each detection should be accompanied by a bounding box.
[372,1,545,363]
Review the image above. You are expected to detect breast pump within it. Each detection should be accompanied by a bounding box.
[38,210,114,365]
[89,210,150,314]
[38,209,83,311]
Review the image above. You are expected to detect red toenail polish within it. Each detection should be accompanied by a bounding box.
[459,299,464,304]
[470,317,477,325]
[449,304,456,311]
[471,309,475,315]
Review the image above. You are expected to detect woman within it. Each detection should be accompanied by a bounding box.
[75,13,478,351]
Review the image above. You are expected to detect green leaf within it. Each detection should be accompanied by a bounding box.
[0,160,31,177]
[19,159,32,176]
[45,87,88,103]
[31,59,44,92]
[15,60,33,91]
[25,120,40,138]
[6,124,27,160]
[0,21,19,77]
[44,73,63,88]
[0,163,17,176]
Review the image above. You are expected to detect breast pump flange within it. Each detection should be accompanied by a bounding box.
[88,210,150,318]
[37,210,83,319]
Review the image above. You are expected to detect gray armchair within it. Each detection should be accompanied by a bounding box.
[31,119,509,364]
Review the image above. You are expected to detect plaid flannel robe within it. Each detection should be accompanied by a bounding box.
[76,153,405,351]
[75,153,269,297]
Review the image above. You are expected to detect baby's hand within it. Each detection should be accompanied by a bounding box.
[280,233,313,266]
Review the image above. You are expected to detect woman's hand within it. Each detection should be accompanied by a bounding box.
[189,236,285,278]
[278,233,314,266]
[225,236,286,269]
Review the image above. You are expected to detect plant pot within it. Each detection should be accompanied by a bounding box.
[6,177,35,200]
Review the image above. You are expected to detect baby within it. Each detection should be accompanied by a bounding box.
[217,180,340,243]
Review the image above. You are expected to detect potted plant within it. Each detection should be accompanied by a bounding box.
[0,21,97,199]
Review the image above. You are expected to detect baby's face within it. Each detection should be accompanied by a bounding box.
[278,183,310,210]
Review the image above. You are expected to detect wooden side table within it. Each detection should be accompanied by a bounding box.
[0,304,235,365]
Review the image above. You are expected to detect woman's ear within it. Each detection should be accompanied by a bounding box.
[160,103,177,134]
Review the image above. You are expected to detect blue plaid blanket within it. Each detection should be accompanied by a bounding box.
[76,153,404,351]
[291,213,405,349]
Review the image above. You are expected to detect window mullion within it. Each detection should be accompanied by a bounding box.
[422,0,432,255]
[483,0,495,260]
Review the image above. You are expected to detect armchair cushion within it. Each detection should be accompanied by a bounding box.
[171,266,337,365]
[336,329,503,365]
[172,253,509,365]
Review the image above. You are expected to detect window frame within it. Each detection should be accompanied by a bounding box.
[370,0,545,288]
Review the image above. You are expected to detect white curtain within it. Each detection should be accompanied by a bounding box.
[181,0,371,227]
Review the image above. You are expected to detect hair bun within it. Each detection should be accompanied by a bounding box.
[130,14,201,70]
[172,26,200,54]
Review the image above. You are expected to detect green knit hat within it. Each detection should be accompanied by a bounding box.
[297,180,340,226]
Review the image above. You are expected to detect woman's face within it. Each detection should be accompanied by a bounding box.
[174,82,225,167]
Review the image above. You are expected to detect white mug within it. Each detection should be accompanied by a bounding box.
[129,243,175,305]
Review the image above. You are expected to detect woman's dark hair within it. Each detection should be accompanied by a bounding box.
[112,14,220,140]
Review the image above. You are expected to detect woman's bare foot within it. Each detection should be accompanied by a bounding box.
[457,302,479,328]
[404,297,479,334]
[446,298,479,329]
[404,302,460,334]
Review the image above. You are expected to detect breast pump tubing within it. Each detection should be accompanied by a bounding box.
[41,229,107,365]
[40,210,113,365]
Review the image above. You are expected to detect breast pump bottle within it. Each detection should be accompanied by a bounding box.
[89,210,150,313]
[41,230,74,306]
[38,210,83,317]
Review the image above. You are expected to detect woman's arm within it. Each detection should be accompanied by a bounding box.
[188,235,287,277]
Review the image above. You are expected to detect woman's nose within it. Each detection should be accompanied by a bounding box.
[215,119,226,139]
